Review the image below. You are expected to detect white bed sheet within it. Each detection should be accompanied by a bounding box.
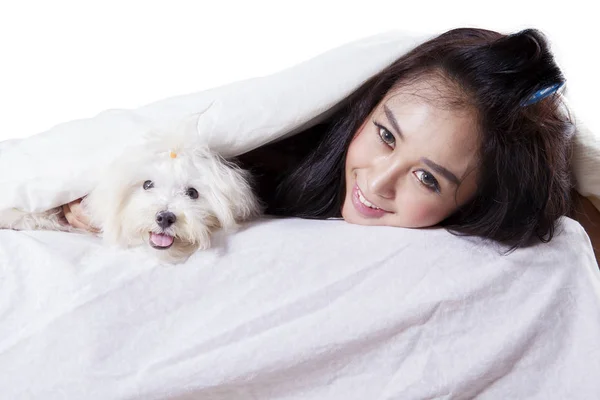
[1,217,599,399]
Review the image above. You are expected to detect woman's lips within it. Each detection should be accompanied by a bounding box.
[351,184,389,218]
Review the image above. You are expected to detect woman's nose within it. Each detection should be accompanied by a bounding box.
[368,158,406,200]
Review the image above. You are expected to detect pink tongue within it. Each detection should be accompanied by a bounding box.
[150,233,174,247]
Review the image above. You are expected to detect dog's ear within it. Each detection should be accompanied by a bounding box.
[191,147,261,230]
[83,150,150,245]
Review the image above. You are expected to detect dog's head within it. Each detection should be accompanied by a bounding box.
[85,135,260,263]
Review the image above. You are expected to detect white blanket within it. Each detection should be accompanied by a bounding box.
[1,31,600,399]
[0,31,427,212]
[2,30,597,212]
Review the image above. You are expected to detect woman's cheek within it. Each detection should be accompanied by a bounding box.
[348,127,374,160]
[401,196,447,227]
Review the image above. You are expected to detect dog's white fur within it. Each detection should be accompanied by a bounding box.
[0,131,260,264]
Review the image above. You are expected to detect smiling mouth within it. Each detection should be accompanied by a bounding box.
[351,184,390,218]
[356,187,382,210]
[356,185,390,211]
[149,232,175,250]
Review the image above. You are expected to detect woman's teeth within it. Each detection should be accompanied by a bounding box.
[358,189,380,209]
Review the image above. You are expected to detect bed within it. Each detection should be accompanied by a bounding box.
[1,30,599,400]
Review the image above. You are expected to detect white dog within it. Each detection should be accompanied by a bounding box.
[0,133,261,263]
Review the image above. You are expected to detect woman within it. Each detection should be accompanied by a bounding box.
[63,28,600,257]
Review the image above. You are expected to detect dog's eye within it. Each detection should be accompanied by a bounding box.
[143,180,154,190]
[186,187,199,199]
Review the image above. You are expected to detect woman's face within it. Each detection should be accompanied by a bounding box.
[342,79,480,228]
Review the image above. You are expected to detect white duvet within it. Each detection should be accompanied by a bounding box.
[1,31,600,399]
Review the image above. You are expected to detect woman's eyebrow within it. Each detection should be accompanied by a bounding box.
[420,157,460,186]
[383,105,404,139]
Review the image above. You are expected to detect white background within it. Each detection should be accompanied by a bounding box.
[0,0,598,141]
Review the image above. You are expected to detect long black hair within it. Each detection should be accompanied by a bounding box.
[240,28,574,249]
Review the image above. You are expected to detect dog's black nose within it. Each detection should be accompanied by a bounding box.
[156,211,177,229]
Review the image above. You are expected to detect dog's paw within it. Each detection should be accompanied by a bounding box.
[0,207,74,232]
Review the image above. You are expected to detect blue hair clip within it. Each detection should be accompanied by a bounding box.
[521,82,564,106]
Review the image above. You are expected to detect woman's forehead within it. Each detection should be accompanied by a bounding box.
[376,82,480,176]
[379,92,478,145]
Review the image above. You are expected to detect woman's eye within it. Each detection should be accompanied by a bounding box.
[373,122,396,149]
[414,170,441,193]
[143,180,154,190]
[186,187,199,199]
[375,123,396,148]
